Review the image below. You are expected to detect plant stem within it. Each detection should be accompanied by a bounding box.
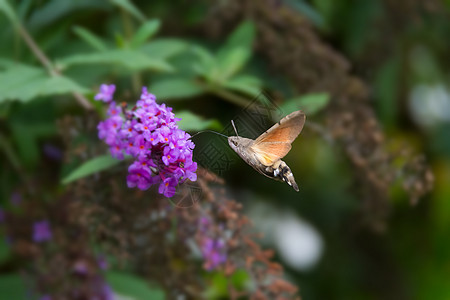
[0,133,34,194]
[18,25,56,76]
[17,24,93,110]
[120,8,134,40]
[120,8,142,93]
[212,87,250,108]
[197,81,251,108]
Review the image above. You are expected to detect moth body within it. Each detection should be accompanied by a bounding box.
[228,136,299,191]
[226,110,305,191]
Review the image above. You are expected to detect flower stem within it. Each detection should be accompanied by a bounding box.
[16,24,93,110]
[120,8,142,94]
[0,132,34,194]
[197,81,251,108]
[17,25,55,76]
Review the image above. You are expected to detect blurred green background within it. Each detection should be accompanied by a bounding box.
[1,0,450,299]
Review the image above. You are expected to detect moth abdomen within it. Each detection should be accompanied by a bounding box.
[277,161,299,192]
[258,160,298,192]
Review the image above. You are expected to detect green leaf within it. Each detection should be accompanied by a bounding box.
[176,111,221,131]
[0,132,22,172]
[200,21,255,83]
[149,78,204,100]
[0,274,27,299]
[114,32,127,48]
[17,0,37,21]
[130,19,160,48]
[280,93,330,115]
[27,0,106,29]
[224,20,255,52]
[40,76,89,97]
[231,269,251,291]
[106,271,165,300]
[215,47,251,82]
[191,45,216,79]
[204,270,251,298]
[62,154,120,184]
[222,75,262,97]
[0,58,18,68]
[0,238,11,264]
[140,38,188,59]
[374,56,400,128]
[192,46,215,65]
[10,122,39,167]
[204,272,228,299]
[226,75,261,87]
[0,64,42,93]
[59,49,174,72]
[72,26,108,52]
[109,0,145,22]
[211,21,255,82]
[0,0,18,24]
[0,64,89,103]
[11,120,56,167]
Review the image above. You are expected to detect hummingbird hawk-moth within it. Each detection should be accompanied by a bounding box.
[227,110,305,191]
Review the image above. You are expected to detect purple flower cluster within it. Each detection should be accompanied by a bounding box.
[33,220,52,243]
[198,217,227,270]
[95,84,197,198]
[201,237,227,270]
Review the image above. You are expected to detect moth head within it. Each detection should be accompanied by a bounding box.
[228,136,240,151]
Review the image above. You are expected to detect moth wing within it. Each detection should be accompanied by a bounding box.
[252,142,292,166]
[251,110,305,166]
[254,110,306,145]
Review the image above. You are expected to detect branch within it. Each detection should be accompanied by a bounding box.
[17,24,93,111]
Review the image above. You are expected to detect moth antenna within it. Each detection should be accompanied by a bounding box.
[188,130,228,140]
[231,120,239,137]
